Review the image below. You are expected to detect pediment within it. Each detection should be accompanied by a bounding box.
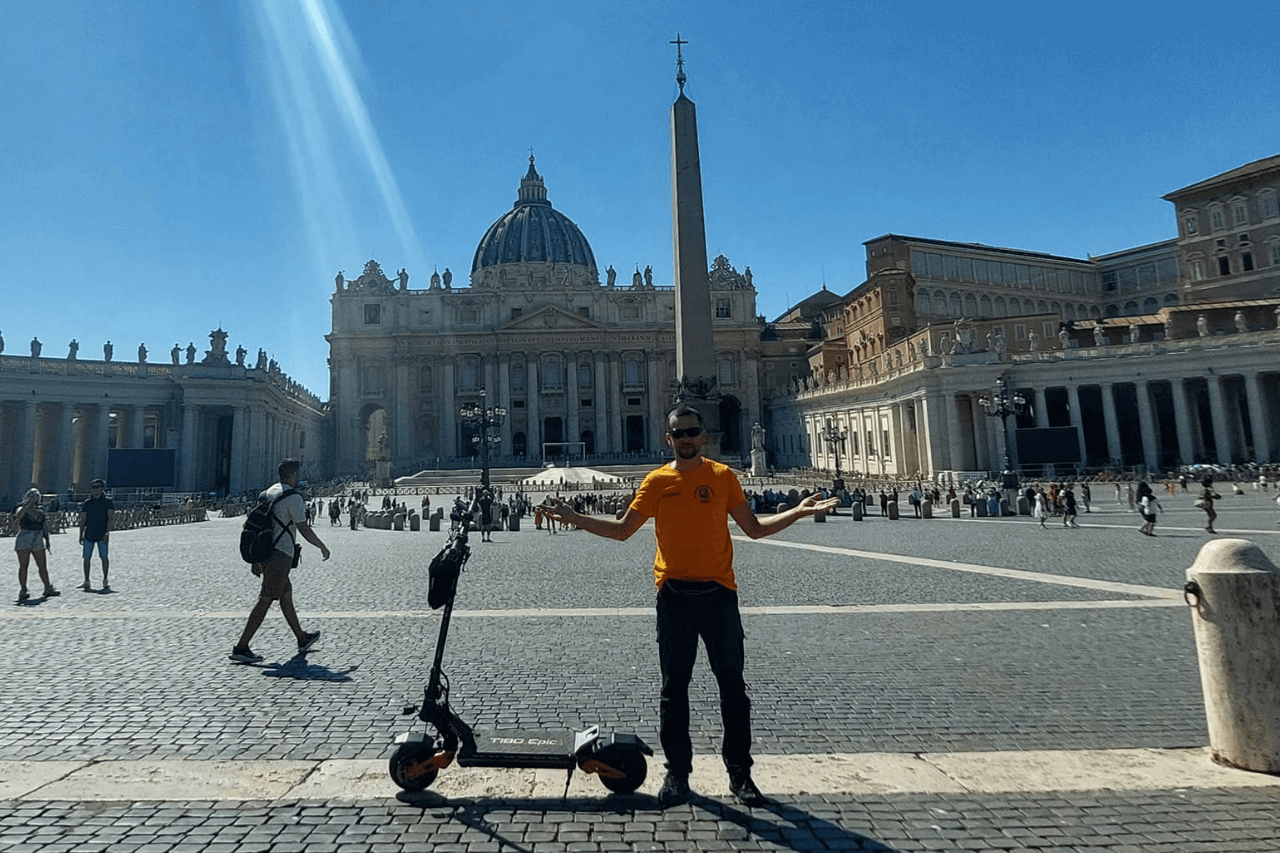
[501,305,603,331]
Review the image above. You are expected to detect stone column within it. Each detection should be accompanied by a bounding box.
[1100,383,1123,466]
[92,404,111,487]
[1170,379,1198,466]
[229,406,249,494]
[1066,384,1087,467]
[608,354,622,453]
[593,350,608,455]
[1206,375,1234,465]
[9,400,37,498]
[648,356,664,453]
[1033,388,1049,428]
[498,353,513,454]
[921,394,946,474]
[1244,372,1272,463]
[51,403,75,495]
[526,359,540,460]
[250,408,268,489]
[180,405,197,492]
[944,392,964,472]
[441,360,456,460]
[395,358,412,463]
[1134,381,1159,472]
[567,352,581,454]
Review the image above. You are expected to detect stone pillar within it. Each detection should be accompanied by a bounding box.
[648,356,664,454]
[180,405,197,492]
[250,408,268,489]
[526,359,540,460]
[92,404,111,487]
[1066,384,1087,468]
[593,350,608,455]
[1100,383,1123,467]
[1033,387,1049,428]
[608,354,622,452]
[395,358,412,463]
[441,360,456,460]
[1244,372,1272,463]
[1170,378,1198,466]
[922,394,947,474]
[229,406,249,495]
[498,353,513,454]
[944,392,964,472]
[51,403,75,495]
[567,351,581,454]
[1134,381,1160,472]
[10,400,37,498]
[1206,375,1234,466]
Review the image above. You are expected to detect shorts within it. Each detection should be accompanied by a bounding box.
[15,529,45,552]
[83,540,109,559]
[258,549,294,600]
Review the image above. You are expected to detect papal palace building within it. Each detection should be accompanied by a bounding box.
[3,151,1279,500]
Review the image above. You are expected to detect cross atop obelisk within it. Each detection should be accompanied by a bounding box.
[668,34,721,458]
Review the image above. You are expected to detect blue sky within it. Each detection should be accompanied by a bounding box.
[3,0,1278,397]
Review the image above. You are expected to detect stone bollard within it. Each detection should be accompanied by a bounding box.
[428,513,440,532]
[1017,495,1031,516]
[814,509,826,523]
[508,513,520,532]
[851,501,863,521]
[950,498,961,518]
[1000,499,1011,517]
[887,500,899,520]
[409,512,421,531]
[975,499,989,518]
[987,497,1000,517]
[1185,539,1280,773]
[921,499,933,519]
[393,514,405,531]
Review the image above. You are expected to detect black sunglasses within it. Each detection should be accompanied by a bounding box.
[669,426,704,439]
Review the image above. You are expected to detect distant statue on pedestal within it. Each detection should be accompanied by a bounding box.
[67,339,78,360]
[1234,311,1248,334]
[644,265,653,288]
[398,268,409,290]
[1197,314,1209,337]
[171,344,180,364]
[1164,317,1174,339]
[335,271,344,292]
[1128,323,1140,344]
[235,344,247,366]
[256,348,267,370]
[751,422,766,452]
[1093,325,1106,347]
[1027,330,1040,351]
[442,268,452,288]
[104,341,113,362]
[30,337,42,358]
[185,342,196,364]
[632,268,643,288]
[1058,327,1070,349]
[0,330,5,354]
[744,266,753,287]
[138,343,147,363]
[606,265,617,287]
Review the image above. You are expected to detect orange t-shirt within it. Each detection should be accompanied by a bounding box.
[629,459,747,591]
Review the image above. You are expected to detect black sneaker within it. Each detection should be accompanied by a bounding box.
[657,770,690,808]
[229,647,264,663]
[729,771,765,807]
[297,631,321,654]
[42,587,61,598]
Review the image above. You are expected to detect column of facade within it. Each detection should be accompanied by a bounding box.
[566,351,581,451]
[942,392,963,472]
[593,351,608,455]
[229,406,249,495]
[50,403,75,495]
[441,360,457,459]
[1033,388,1049,428]
[918,394,943,474]
[607,354,622,452]
[1205,375,1234,466]
[128,406,144,448]
[1169,379,1197,466]
[970,396,994,471]
[647,356,663,453]
[1065,384,1086,468]
[249,408,268,489]
[498,353,513,454]
[395,359,412,463]
[1134,382,1160,472]
[1244,373,1272,463]
[525,359,539,460]
[1099,383,1123,467]
[9,400,37,498]
[179,405,197,492]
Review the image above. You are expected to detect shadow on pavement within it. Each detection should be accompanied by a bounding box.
[392,790,902,852]
[255,653,359,681]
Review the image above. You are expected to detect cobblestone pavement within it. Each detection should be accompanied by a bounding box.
[2,489,1280,851]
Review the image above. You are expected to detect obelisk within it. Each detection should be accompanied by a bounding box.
[668,35,721,458]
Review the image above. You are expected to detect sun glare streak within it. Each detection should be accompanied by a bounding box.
[249,0,427,282]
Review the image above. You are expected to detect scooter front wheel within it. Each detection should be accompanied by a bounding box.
[594,743,648,795]
[389,742,440,792]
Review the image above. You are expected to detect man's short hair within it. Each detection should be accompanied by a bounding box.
[90,478,106,487]
[666,404,703,432]
[278,458,301,479]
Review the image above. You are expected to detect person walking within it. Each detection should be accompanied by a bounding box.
[1033,489,1048,528]
[1081,482,1091,513]
[230,459,330,663]
[1137,482,1160,536]
[544,404,837,809]
[1197,476,1221,535]
[13,488,59,603]
[79,478,115,590]
[1062,487,1079,528]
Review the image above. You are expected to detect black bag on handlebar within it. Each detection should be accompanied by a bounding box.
[428,540,465,609]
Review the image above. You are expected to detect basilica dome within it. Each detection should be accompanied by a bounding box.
[471,157,599,289]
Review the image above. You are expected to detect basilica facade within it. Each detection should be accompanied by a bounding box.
[326,157,764,477]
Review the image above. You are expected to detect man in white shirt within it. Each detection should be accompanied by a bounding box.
[230,458,331,663]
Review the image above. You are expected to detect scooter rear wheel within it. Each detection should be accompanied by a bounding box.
[595,744,648,795]
[388,742,440,792]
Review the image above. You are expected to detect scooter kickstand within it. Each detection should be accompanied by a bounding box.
[562,765,573,802]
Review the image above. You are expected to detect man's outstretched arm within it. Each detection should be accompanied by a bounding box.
[730,494,839,540]
[544,499,647,542]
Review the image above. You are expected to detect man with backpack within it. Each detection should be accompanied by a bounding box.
[230,458,330,663]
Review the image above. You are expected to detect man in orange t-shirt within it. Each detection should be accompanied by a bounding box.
[546,404,836,808]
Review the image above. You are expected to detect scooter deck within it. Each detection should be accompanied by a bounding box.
[457,729,578,769]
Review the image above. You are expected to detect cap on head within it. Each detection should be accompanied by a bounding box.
[91,478,106,488]
[24,487,41,501]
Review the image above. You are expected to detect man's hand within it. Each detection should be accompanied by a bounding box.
[798,494,840,515]
[542,498,576,524]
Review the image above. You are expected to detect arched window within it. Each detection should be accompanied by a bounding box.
[1143,297,1158,313]
[963,293,978,316]
[979,294,992,317]
[624,357,642,386]
[933,293,947,316]
[1124,300,1139,315]
[459,358,479,391]
[916,288,931,314]
[419,365,432,393]
[994,295,1007,317]
[718,357,734,386]
[948,292,962,316]
[511,362,525,392]
[578,361,592,389]
[542,360,562,389]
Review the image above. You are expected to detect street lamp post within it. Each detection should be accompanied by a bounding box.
[978,376,1026,489]
[820,419,849,493]
[459,388,507,488]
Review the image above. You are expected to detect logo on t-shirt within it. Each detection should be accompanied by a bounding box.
[696,486,712,503]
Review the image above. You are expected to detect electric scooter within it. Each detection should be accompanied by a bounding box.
[389,511,653,795]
